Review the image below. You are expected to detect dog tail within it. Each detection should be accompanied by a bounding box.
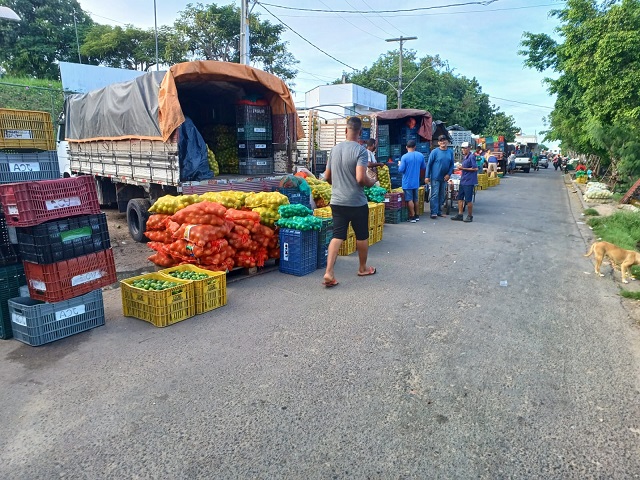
[584,242,596,257]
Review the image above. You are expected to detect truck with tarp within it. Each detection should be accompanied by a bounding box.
[63,60,303,241]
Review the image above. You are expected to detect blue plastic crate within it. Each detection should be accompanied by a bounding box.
[377,124,390,135]
[361,128,371,140]
[279,229,318,276]
[277,188,311,208]
[390,144,402,156]
[376,135,389,147]
[416,142,430,153]
[316,244,328,269]
[377,145,390,158]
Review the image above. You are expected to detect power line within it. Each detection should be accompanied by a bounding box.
[490,96,553,110]
[318,0,386,41]
[258,1,499,14]
[360,0,406,36]
[344,0,396,39]
[257,3,358,71]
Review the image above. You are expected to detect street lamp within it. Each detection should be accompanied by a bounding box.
[0,6,20,21]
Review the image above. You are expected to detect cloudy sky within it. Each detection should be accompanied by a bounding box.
[77,0,564,143]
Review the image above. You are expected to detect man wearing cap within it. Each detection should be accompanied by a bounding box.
[425,134,455,219]
[398,140,426,222]
[451,142,477,222]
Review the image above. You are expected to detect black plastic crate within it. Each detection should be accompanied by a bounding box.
[0,213,10,246]
[238,158,273,176]
[0,244,19,267]
[235,104,271,125]
[17,213,111,265]
[377,124,390,135]
[0,151,61,184]
[391,144,402,156]
[238,140,273,158]
[0,263,26,339]
[236,124,273,141]
[376,135,389,147]
[384,208,403,224]
[9,289,105,346]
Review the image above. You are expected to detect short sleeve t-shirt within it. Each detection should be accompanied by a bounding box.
[327,141,368,207]
[460,151,478,186]
[398,151,426,190]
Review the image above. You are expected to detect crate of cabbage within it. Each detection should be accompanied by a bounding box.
[159,265,227,315]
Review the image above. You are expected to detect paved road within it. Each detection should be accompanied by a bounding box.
[1,168,639,479]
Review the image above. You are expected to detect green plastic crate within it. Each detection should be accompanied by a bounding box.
[0,263,26,339]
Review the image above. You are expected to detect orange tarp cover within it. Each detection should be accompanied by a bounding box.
[159,60,303,142]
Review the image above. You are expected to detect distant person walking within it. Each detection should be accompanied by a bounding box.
[425,135,454,219]
[508,151,516,173]
[398,140,426,223]
[475,146,484,173]
[451,142,478,223]
[485,150,498,178]
[323,117,378,287]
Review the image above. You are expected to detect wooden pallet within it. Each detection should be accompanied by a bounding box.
[620,177,640,204]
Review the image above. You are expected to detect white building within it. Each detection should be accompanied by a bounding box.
[304,84,387,119]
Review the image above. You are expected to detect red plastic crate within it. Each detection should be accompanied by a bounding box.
[384,192,404,209]
[0,176,100,227]
[24,249,117,302]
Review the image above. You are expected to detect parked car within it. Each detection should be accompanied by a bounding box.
[538,155,549,169]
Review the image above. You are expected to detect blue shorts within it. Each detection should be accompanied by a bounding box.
[456,185,474,203]
[403,188,418,202]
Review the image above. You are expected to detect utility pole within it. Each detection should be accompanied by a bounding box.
[239,0,251,65]
[73,9,82,64]
[154,0,159,71]
[385,36,417,109]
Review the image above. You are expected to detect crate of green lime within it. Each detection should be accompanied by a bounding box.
[159,265,227,315]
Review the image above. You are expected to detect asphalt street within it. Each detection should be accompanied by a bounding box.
[1,167,639,479]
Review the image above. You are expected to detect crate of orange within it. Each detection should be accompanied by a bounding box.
[24,249,117,303]
[159,265,227,315]
[121,273,195,327]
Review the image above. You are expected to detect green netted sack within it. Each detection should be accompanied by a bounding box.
[278,204,313,219]
[364,186,387,203]
[275,215,322,231]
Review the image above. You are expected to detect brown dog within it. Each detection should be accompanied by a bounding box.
[584,241,640,283]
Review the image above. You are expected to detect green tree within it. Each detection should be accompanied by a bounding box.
[81,24,183,71]
[483,110,520,142]
[339,50,493,134]
[169,2,298,80]
[520,0,640,180]
[0,0,94,79]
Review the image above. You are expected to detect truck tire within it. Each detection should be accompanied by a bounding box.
[524,167,530,173]
[127,198,151,243]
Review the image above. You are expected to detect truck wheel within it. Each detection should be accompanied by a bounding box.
[524,168,530,173]
[127,198,151,243]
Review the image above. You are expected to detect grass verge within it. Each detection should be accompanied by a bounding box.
[583,208,599,216]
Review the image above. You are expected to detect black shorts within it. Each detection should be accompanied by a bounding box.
[330,204,369,241]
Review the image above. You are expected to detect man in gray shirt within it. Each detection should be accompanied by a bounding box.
[323,117,378,287]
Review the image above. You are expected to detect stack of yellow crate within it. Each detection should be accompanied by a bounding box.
[477,173,489,190]
[417,186,425,215]
[488,177,498,187]
[338,226,356,255]
[368,203,385,245]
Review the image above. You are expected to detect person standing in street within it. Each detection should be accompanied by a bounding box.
[398,140,426,223]
[425,134,454,219]
[451,141,478,223]
[323,117,378,287]
[508,151,517,174]
[475,146,484,173]
[485,149,498,178]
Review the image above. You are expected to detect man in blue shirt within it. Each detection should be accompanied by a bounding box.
[451,142,478,223]
[426,134,454,219]
[398,140,426,222]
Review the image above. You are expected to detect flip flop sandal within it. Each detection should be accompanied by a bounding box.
[322,278,339,288]
[357,267,376,277]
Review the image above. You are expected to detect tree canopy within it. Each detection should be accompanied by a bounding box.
[0,0,297,81]
[520,0,640,182]
[338,50,518,140]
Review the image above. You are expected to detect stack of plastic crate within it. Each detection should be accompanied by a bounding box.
[0,176,116,346]
[477,173,489,190]
[368,203,385,245]
[417,186,426,216]
[236,104,274,175]
[0,213,25,340]
[384,192,405,224]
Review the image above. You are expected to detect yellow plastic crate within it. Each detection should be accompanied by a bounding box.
[368,226,376,245]
[488,177,498,187]
[159,265,227,315]
[121,273,195,327]
[313,207,332,218]
[376,224,384,242]
[417,187,425,215]
[338,234,356,256]
[0,108,55,151]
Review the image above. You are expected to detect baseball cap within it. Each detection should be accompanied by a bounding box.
[461,141,470,148]
[437,135,448,141]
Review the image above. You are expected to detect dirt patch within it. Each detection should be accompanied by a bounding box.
[104,209,157,279]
